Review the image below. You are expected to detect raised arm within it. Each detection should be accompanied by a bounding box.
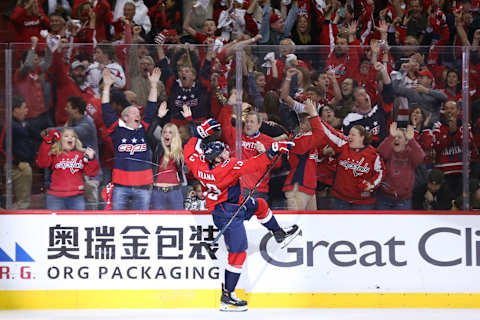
[259,0,271,44]
[282,1,299,38]
[143,67,162,125]
[183,3,198,38]
[374,62,394,104]
[327,69,342,107]
[101,69,118,128]
[280,68,299,110]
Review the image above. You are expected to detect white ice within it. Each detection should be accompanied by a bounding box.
[0,309,480,320]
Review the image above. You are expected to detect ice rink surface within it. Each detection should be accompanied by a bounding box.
[0,309,480,320]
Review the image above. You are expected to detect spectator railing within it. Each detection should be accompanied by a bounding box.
[2,43,478,211]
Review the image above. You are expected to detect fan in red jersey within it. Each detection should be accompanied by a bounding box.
[317,119,385,210]
[37,128,99,210]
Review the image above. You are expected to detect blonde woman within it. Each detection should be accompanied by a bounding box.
[148,101,188,210]
[37,128,99,210]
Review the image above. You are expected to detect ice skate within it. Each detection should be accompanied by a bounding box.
[273,224,301,249]
[220,285,248,312]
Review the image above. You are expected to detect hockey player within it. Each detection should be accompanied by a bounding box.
[184,119,300,312]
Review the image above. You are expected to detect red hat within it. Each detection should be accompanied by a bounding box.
[418,69,434,81]
[270,13,281,24]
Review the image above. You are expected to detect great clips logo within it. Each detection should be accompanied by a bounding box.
[0,243,35,280]
[260,227,479,268]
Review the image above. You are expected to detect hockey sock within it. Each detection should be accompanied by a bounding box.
[225,252,246,292]
[253,198,281,232]
[225,269,241,292]
[261,212,281,233]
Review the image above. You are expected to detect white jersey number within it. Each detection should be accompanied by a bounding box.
[200,182,221,201]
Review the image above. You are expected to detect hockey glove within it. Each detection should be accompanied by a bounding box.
[195,118,221,138]
[267,141,295,159]
[43,129,61,144]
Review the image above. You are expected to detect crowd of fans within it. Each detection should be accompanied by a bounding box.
[3,0,480,211]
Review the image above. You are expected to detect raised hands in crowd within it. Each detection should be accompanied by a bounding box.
[5,0,480,211]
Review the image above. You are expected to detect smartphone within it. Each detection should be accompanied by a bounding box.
[339,7,345,17]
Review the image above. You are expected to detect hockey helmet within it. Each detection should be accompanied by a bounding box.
[204,141,227,162]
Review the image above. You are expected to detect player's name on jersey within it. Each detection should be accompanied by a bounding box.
[198,170,215,181]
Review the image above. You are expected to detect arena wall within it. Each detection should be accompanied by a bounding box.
[1,211,479,309]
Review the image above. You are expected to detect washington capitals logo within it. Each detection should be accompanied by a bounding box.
[55,155,83,174]
[339,157,370,177]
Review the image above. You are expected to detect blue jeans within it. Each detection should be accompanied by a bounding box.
[151,188,184,210]
[112,185,151,210]
[46,194,85,210]
[375,194,412,211]
[333,197,375,210]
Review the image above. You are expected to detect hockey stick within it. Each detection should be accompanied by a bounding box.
[207,154,283,250]
[207,131,298,252]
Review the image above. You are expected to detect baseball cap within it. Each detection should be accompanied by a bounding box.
[270,11,281,23]
[428,169,444,185]
[417,69,434,81]
[71,60,86,70]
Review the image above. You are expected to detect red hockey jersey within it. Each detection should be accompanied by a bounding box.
[283,116,324,195]
[433,120,478,175]
[318,119,385,204]
[184,137,273,211]
[37,142,100,197]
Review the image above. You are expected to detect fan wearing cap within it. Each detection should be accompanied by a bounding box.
[412,169,453,210]
[392,67,448,125]
[258,0,299,45]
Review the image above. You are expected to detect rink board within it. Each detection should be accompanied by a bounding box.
[0,210,480,309]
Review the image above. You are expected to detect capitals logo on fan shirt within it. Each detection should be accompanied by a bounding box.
[55,155,84,174]
[118,138,147,155]
[339,157,370,177]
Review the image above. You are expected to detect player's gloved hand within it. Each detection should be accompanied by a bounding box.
[43,129,61,144]
[267,140,295,159]
[195,118,221,138]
